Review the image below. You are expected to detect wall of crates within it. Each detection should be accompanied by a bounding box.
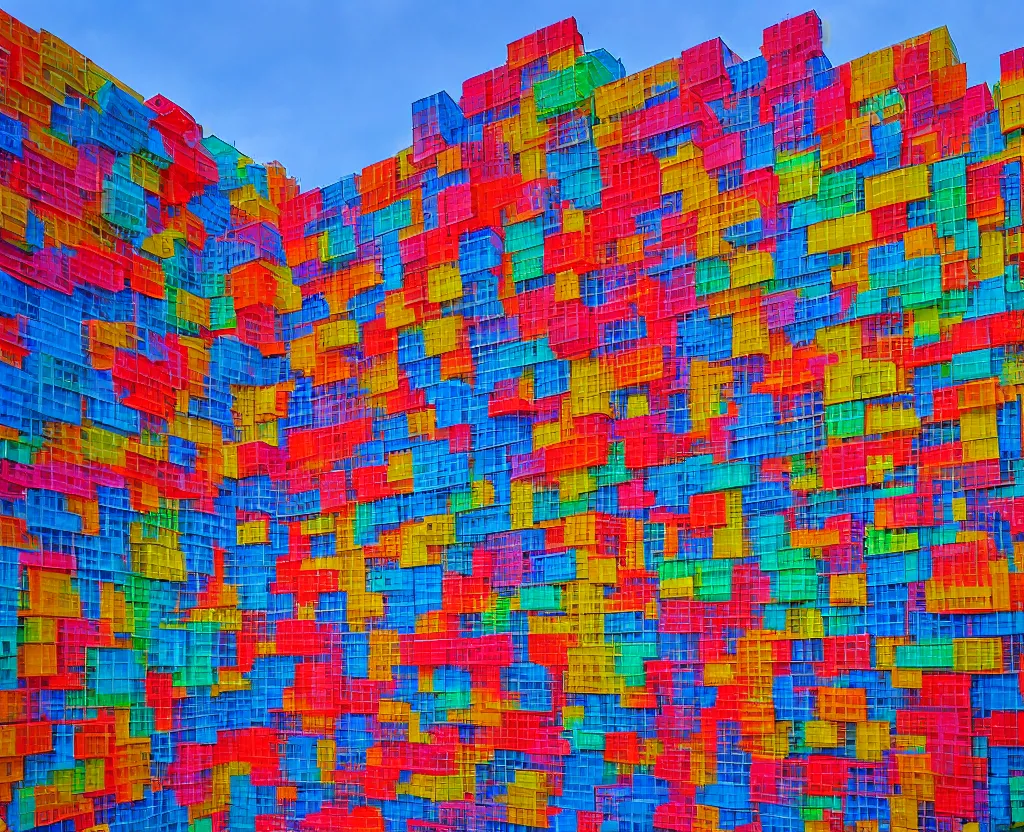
[0,7,1021,832]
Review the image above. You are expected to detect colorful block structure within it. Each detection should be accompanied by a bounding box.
[0,6,1023,831]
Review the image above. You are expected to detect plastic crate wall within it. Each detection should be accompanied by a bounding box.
[0,9,1022,832]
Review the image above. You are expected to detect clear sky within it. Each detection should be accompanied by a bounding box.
[7,0,1024,190]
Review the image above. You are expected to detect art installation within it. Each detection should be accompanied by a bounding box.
[0,6,1022,831]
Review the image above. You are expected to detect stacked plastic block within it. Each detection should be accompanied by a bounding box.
[1,7,1024,831]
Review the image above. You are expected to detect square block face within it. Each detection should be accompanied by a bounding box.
[3,6,1024,832]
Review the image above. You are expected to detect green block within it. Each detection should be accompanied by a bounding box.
[130,704,155,738]
[826,401,865,438]
[437,690,471,710]
[559,497,591,517]
[16,787,34,830]
[511,244,545,282]
[763,604,790,631]
[505,217,544,253]
[696,257,731,296]
[659,560,692,582]
[708,462,752,491]
[865,527,919,556]
[952,348,994,383]
[572,727,606,751]
[895,641,955,669]
[616,642,657,686]
[774,567,818,602]
[1010,776,1024,824]
[520,585,562,612]
[695,560,733,602]
[760,547,814,573]
[534,55,616,120]
[369,199,412,235]
[482,596,511,633]
[211,296,236,330]
[804,795,843,811]
[450,490,473,513]
[595,442,630,487]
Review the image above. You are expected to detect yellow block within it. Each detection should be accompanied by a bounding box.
[587,555,617,585]
[689,359,733,433]
[963,437,999,462]
[856,721,892,761]
[816,321,862,357]
[732,309,769,357]
[555,269,580,301]
[130,525,186,582]
[594,75,644,120]
[20,642,57,676]
[731,248,774,288]
[363,354,399,395]
[824,356,899,405]
[890,796,919,832]
[384,291,416,328]
[807,212,874,254]
[316,319,360,351]
[317,739,336,783]
[850,47,895,101]
[1001,94,1024,134]
[953,637,1003,672]
[787,608,824,638]
[237,520,269,546]
[140,229,180,259]
[626,394,649,418]
[927,27,958,71]
[660,576,695,599]
[713,492,744,558]
[960,407,997,442]
[289,333,317,374]
[378,699,411,723]
[805,720,840,748]
[437,146,461,177]
[369,630,398,681]
[897,754,934,801]
[172,288,211,328]
[562,209,585,233]
[387,451,413,482]
[777,152,820,203]
[865,403,920,434]
[511,480,533,530]
[617,234,644,264]
[569,358,612,416]
[520,148,546,181]
[533,421,561,449]
[904,226,938,258]
[979,232,1005,280]
[892,668,923,689]
[423,316,461,356]
[564,513,597,547]
[427,263,462,303]
[830,573,867,606]
[566,644,622,694]
[864,166,930,210]
[471,479,495,509]
[704,662,735,686]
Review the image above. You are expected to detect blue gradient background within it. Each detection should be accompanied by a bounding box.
[6,0,1023,188]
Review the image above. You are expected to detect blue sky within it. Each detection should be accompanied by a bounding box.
[7,0,1024,189]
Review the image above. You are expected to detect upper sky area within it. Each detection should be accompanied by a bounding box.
[6,0,1024,188]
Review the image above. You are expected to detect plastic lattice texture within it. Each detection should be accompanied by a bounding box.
[0,8,1024,832]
